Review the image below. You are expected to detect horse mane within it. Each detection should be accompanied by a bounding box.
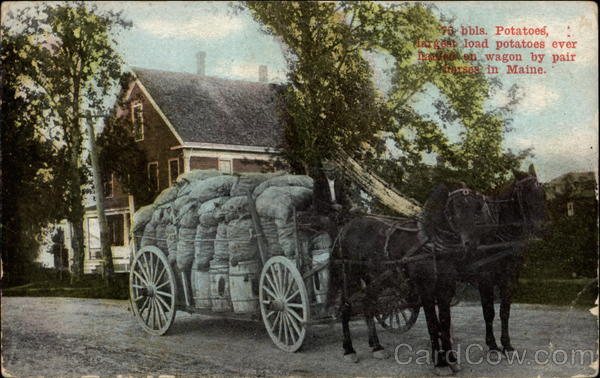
[490,170,532,199]
[422,183,454,236]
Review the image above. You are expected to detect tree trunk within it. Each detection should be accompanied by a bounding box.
[85,112,114,284]
[69,77,85,284]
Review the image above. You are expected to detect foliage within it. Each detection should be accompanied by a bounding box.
[523,197,598,279]
[1,31,70,285]
[245,1,530,205]
[97,96,155,208]
[2,2,130,280]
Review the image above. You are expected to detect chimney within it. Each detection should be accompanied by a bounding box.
[196,51,206,76]
[258,65,268,83]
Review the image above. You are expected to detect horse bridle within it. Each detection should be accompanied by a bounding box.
[444,187,490,235]
[512,175,541,231]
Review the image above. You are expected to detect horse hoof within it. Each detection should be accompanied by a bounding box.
[344,353,359,363]
[449,362,461,373]
[373,349,390,359]
[503,347,516,357]
[433,366,453,376]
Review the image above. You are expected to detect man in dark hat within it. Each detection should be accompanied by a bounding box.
[311,160,352,236]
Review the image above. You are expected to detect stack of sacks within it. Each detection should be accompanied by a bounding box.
[175,169,222,185]
[193,197,228,271]
[176,202,200,272]
[228,217,259,266]
[141,208,164,248]
[255,179,313,258]
[221,196,249,223]
[154,206,171,253]
[132,205,154,250]
[212,222,229,264]
[230,172,277,197]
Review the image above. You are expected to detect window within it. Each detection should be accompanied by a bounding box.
[168,158,180,186]
[103,174,113,198]
[87,217,100,259]
[218,159,232,174]
[567,201,574,217]
[148,162,159,192]
[107,214,125,246]
[131,102,144,141]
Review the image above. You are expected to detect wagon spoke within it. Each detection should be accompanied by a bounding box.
[139,255,152,283]
[138,297,150,313]
[275,264,285,297]
[287,307,304,323]
[132,296,145,302]
[283,273,295,298]
[156,290,173,298]
[287,302,304,309]
[132,284,144,289]
[133,271,148,286]
[154,299,166,329]
[155,279,170,290]
[271,264,283,296]
[282,314,290,345]
[266,310,276,319]
[150,253,157,283]
[155,265,167,286]
[286,312,302,337]
[264,271,279,298]
[262,285,278,301]
[155,292,171,314]
[286,288,300,302]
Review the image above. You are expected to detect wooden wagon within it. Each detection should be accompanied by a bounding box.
[129,194,421,352]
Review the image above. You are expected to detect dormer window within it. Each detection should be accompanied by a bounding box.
[131,102,144,141]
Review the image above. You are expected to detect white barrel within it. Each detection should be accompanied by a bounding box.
[229,260,260,313]
[209,262,232,312]
[191,268,211,309]
[312,248,330,304]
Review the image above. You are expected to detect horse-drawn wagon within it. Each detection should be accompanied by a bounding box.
[128,172,420,352]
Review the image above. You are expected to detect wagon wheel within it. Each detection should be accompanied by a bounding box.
[259,256,310,352]
[129,246,177,336]
[376,299,420,334]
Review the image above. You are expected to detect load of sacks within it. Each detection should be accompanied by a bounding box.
[131,170,315,273]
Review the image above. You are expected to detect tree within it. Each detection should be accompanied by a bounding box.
[245,2,529,205]
[3,2,131,281]
[1,31,69,285]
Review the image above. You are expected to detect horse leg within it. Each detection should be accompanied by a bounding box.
[419,292,445,368]
[437,281,460,373]
[363,288,389,359]
[479,280,500,352]
[340,301,358,362]
[499,279,515,354]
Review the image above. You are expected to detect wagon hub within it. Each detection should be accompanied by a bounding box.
[139,285,156,298]
[266,299,286,312]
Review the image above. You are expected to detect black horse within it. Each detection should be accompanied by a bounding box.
[326,181,491,374]
[466,166,547,355]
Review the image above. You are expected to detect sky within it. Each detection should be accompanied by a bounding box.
[2,1,598,183]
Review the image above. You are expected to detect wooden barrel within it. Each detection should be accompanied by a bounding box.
[312,249,330,303]
[209,262,232,312]
[191,268,211,309]
[229,260,260,313]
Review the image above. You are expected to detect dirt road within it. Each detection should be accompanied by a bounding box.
[2,296,597,376]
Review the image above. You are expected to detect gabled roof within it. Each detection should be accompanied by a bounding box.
[132,67,284,149]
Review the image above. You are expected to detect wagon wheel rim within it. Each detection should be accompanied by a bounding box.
[259,256,309,352]
[376,299,420,334]
[130,246,177,336]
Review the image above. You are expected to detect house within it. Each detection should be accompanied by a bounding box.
[82,53,284,274]
[544,171,598,218]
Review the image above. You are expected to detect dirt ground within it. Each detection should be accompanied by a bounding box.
[1,296,598,376]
